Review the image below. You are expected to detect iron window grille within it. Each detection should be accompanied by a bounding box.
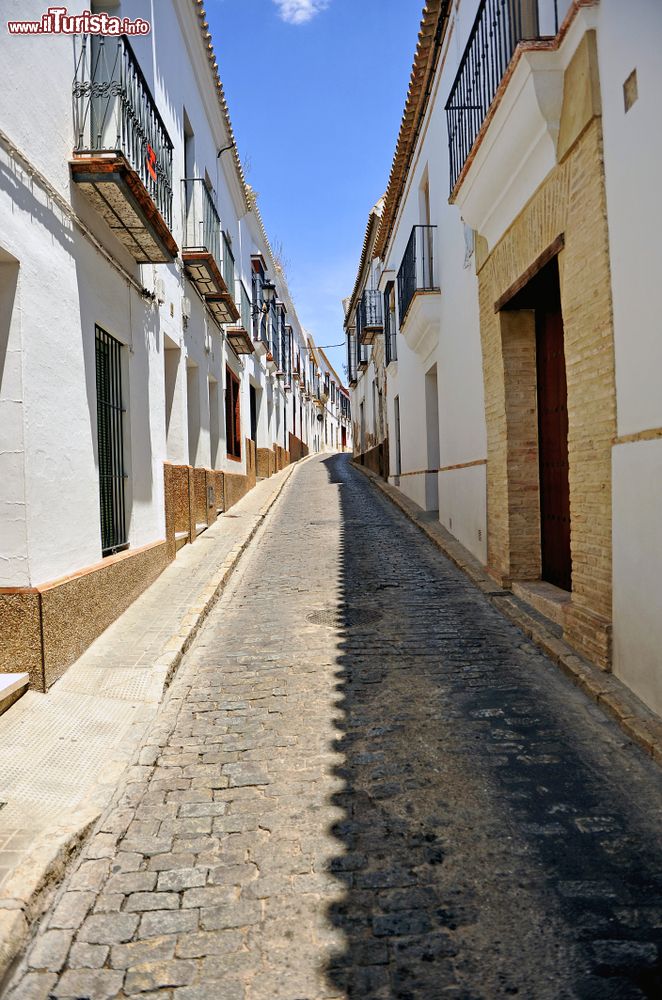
[347,328,358,383]
[397,224,438,324]
[225,366,241,460]
[384,281,398,365]
[445,0,561,192]
[73,34,174,228]
[95,326,127,556]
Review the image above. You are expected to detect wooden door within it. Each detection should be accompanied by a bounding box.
[536,302,571,590]
[249,385,257,443]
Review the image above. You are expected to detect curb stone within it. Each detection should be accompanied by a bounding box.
[0,458,304,988]
[355,461,662,766]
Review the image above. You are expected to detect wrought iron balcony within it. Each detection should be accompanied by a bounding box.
[181,178,225,293]
[284,324,294,389]
[397,225,439,326]
[268,301,281,372]
[276,312,290,381]
[206,230,240,326]
[71,34,176,262]
[445,0,562,193]
[358,289,383,346]
[347,329,358,386]
[384,288,398,366]
[226,280,254,356]
[221,232,235,299]
[354,305,369,368]
[251,272,270,353]
[237,279,252,332]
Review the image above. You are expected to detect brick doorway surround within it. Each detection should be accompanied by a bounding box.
[475,35,616,669]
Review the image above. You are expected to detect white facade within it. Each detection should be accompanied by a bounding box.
[314,346,352,454]
[0,0,324,687]
[346,0,662,718]
[347,50,488,561]
[598,0,662,714]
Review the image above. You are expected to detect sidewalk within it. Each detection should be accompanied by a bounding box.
[0,460,301,979]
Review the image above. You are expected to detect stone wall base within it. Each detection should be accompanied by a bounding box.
[356,441,389,479]
[273,445,290,472]
[0,540,169,691]
[1,438,280,692]
[565,601,612,672]
[289,433,309,464]
[164,463,224,561]
[257,447,275,479]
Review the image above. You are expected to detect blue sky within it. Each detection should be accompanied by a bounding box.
[208,0,423,379]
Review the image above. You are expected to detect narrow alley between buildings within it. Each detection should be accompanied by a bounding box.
[7,455,662,1000]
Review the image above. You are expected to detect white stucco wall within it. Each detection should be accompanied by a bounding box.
[378,5,487,563]
[0,0,317,591]
[0,254,28,588]
[597,0,662,714]
[612,440,662,716]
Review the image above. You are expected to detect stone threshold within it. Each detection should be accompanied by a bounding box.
[0,458,307,987]
[0,675,29,719]
[356,462,662,767]
[511,579,571,628]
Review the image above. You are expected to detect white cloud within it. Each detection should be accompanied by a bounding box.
[273,0,330,25]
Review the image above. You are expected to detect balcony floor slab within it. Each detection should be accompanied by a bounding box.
[71,155,177,263]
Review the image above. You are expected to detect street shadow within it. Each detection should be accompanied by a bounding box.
[317,453,662,1000]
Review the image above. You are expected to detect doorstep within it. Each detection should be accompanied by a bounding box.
[355,462,662,766]
[511,580,571,628]
[0,675,29,719]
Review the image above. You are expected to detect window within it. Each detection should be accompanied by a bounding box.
[95,325,127,556]
[384,281,397,365]
[225,366,241,460]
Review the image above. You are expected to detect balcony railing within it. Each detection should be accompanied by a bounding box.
[284,325,294,384]
[221,232,235,296]
[278,313,289,377]
[360,289,383,332]
[384,287,398,366]
[269,302,281,368]
[445,0,562,192]
[251,273,268,345]
[397,225,438,324]
[73,34,173,227]
[182,178,221,266]
[236,280,251,331]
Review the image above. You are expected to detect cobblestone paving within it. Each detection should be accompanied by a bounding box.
[6,454,662,999]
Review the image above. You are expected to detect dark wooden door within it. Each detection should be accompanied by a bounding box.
[536,303,571,590]
[249,385,257,444]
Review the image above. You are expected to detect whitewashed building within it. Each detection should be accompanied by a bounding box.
[311,342,352,455]
[344,199,390,479]
[0,0,320,697]
[346,0,662,718]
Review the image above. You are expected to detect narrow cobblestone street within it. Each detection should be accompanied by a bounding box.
[7,454,662,1000]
